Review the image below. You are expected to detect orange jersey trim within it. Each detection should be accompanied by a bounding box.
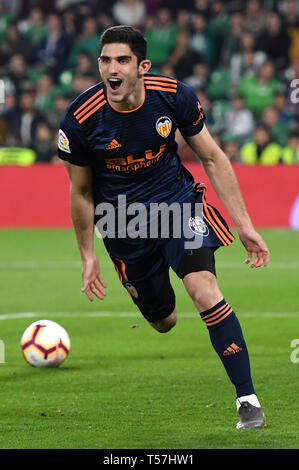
[75,95,106,121]
[144,80,177,88]
[144,76,177,84]
[77,100,107,124]
[73,89,104,117]
[145,85,177,93]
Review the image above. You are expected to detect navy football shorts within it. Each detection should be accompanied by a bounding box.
[102,184,234,323]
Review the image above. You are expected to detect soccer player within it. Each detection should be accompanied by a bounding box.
[58,25,270,429]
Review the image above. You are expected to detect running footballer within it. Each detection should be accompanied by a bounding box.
[58,26,270,429]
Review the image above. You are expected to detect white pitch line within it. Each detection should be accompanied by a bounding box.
[0,311,299,321]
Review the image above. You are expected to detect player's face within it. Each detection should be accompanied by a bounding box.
[98,43,151,110]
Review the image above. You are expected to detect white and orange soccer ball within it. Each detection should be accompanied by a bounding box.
[20,320,70,367]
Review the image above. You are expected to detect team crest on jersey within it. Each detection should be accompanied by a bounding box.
[188,216,209,237]
[156,116,172,138]
[58,129,71,153]
[124,282,138,299]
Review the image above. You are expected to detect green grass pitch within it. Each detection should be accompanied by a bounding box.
[0,228,298,449]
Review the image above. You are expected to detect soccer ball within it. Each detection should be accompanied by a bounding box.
[20,319,70,368]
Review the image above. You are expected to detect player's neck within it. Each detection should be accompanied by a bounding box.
[107,79,145,112]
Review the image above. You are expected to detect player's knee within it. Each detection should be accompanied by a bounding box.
[192,288,217,312]
[184,272,222,312]
[150,310,177,333]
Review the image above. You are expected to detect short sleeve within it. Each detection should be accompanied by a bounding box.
[57,110,90,167]
[176,81,206,137]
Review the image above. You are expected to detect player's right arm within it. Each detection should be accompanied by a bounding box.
[63,161,107,301]
[57,103,107,301]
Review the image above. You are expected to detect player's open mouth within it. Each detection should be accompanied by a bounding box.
[108,78,123,91]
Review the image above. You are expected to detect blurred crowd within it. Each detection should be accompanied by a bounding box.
[0,0,298,165]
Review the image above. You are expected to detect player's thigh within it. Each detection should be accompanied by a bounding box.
[111,252,176,326]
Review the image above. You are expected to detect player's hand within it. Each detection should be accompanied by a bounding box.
[81,254,107,301]
[238,227,270,268]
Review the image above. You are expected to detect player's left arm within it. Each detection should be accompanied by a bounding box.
[185,124,270,268]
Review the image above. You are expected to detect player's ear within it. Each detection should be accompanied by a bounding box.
[138,59,151,77]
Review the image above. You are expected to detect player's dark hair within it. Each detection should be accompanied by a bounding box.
[100,25,147,65]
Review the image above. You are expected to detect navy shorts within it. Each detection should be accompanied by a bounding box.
[103,184,234,323]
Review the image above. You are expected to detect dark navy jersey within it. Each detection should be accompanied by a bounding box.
[58,73,205,212]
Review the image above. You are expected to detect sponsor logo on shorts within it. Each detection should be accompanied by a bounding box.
[188,216,209,237]
[124,282,138,299]
[156,116,172,138]
[58,129,71,153]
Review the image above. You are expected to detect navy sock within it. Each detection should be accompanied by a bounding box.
[200,298,255,397]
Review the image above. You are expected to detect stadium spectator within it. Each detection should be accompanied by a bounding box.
[229,32,267,86]
[0,93,18,145]
[280,131,299,164]
[70,72,97,96]
[256,11,291,70]
[46,93,71,129]
[32,122,56,163]
[16,91,45,148]
[176,9,189,34]
[4,54,32,97]
[0,22,33,66]
[36,13,71,77]
[220,12,244,68]
[145,7,179,71]
[224,94,255,142]
[189,13,216,68]
[243,0,267,37]
[61,7,78,39]
[206,0,230,66]
[238,60,279,116]
[261,106,289,147]
[279,0,299,29]
[18,6,48,49]
[0,0,13,41]
[206,65,231,100]
[112,0,146,28]
[223,138,242,164]
[240,125,281,165]
[273,91,293,124]
[34,72,65,119]
[207,0,229,34]
[68,16,100,67]
[73,51,98,77]
[166,30,201,81]
[183,62,209,91]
